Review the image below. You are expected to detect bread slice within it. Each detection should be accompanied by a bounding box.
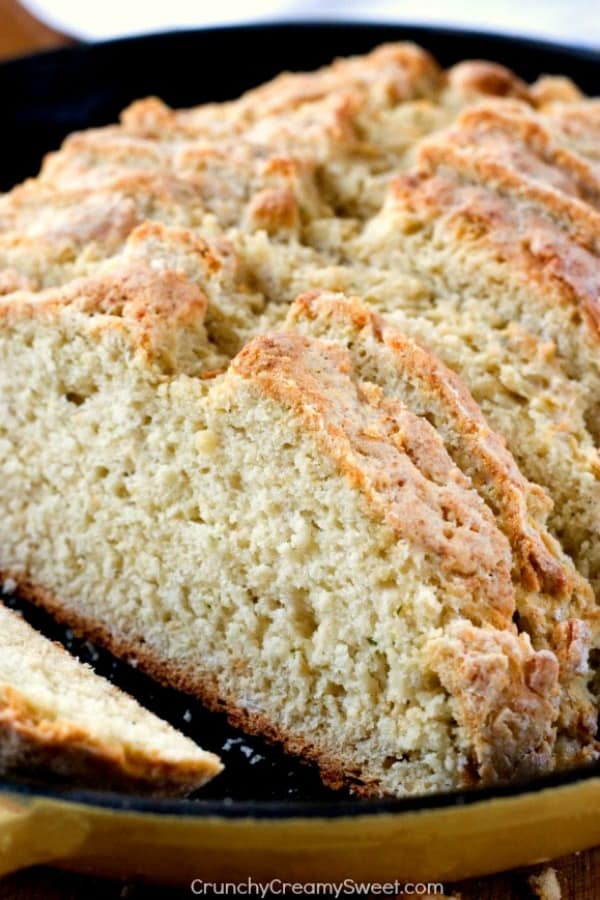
[0,604,222,795]
[0,253,597,797]
[284,290,600,743]
[355,98,600,596]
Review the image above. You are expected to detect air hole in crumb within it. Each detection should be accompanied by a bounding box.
[289,589,318,639]
[326,682,345,698]
[584,402,600,445]
[382,755,407,770]
[65,392,86,406]
[229,472,242,491]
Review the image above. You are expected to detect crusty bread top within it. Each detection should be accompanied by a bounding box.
[0,262,206,370]
[1,41,596,317]
[427,621,559,783]
[544,101,600,160]
[225,328,582,778]
[120,43,443,139]
[234,330,527,625]
[0,223,241,375]
[283,291,600,705]
[118,47,549,143]
[285,291,572,596]
[439,101,600,208]
[388,130,600,333]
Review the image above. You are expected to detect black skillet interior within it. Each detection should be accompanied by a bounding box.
[1,22,600,816]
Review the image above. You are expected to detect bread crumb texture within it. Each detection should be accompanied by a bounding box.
[529,867,562,900]
[1,42,599,797]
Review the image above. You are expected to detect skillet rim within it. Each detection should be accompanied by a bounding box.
[3,759,600,819]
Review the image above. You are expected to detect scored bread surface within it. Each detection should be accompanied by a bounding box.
[1,42,599,797]
[0,604,222,795]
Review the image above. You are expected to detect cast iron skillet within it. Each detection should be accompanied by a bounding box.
[1,22,599,821]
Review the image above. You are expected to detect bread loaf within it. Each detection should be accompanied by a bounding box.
[0,237,597,795]
[1,42,599,796]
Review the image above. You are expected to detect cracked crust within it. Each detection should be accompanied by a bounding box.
[445,60,531,101]
[233,332,516,621]
[121,42,444,141]
[428,622,560,784]
[390,140,600,333]
[285,291,582,600]
[0,222,239,375]
[0,263,207,369]
[443,102,600,209]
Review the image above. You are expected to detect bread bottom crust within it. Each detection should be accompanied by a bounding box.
[1,568,385,798]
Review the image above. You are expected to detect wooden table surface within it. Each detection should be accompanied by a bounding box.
[0,2,598,897]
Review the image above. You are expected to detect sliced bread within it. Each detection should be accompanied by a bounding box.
[284,290,600,747]
[354,98,600,595]
[0,604,222,795]
[0,257,596,796]
[0,42,599,797]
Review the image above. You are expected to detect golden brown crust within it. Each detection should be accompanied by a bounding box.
[444,102,600,209]
[123,220,226,276]
[545,101,600,161]
[117,45,545,150]
[417,135,600,248]
[0,605,222,797]
[0,218,239,374]
[0,684,220,798]
[41,131,167,186]
[120,43,442,143]
[0,171,209,238]
[428,623,560,784]
[530,76,584,108]
[391,140,600,333]
[242,43,442,112]
[232,331,516,624]
[283,293,600,761]
[285,291,581,601]
[0,191,140,250]
[445,60,531,101]
[0,262,208,370]
[33,129,326,235]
